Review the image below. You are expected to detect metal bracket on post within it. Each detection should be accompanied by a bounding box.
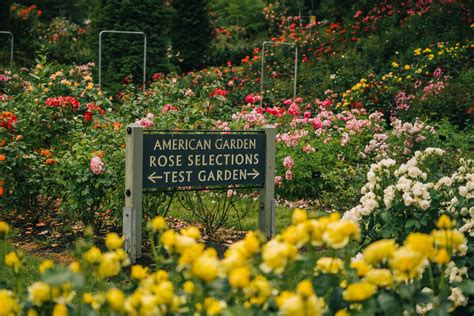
[99,30,147,92]
[0,31,14,66]
[260,41,298,106]
[123,123,144,263]
[258,125,276,239]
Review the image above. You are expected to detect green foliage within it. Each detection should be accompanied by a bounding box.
[170,0,213,72]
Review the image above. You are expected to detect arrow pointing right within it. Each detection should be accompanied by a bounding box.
[247,168,260,180]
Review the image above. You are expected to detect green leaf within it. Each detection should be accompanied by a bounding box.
[377,292,403,316]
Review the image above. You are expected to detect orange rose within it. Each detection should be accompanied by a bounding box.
[45,158,56,165]
[0,155,5,161]
[1,112,13,120]
[0,186,3,196]
[40,149,52,157]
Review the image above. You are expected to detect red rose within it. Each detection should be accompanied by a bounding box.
[84,111,93,122]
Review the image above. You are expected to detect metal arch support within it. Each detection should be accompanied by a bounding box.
[260,41,298,107]
[0,31,14,66]
[99,30,147,92]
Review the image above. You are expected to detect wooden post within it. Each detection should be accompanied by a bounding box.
[123,123,143,263]
[259,125,276,239]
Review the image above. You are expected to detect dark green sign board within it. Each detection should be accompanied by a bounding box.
[142,132,266,190]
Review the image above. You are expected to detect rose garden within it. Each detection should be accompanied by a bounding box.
[0,1,473,315]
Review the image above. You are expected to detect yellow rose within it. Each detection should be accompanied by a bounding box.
[350,259,371,277]
[404,233,433,258]
[276,291,304,316]
[5,251,21,272]
[292,208,307,224]
[107,288,125,311]
[315,257,343,274]
[181,226,201,240]
[150,216,166,232]
[161,230,177,252]
[52,304,68,316]
[192,249,219,282]
[431,229,466,252]
[0,289,19,316]
[175,234,197,253]
[28,281,51,306]
[39,259,54,274]
[131,264,148,280]
[296,280,314,297]
[362,239,397,265]
[204,297,227,315]
[85,246,102,264]
[436,214,452,229]
[282,224,309,248]
[154,280,174,305]
[228,266,251,289]
[183,280,195,294]
[154,269,168,282]
[433,248,450,265]
[0,221,10,238]
[97,253,121,279]
[391,62,399,68]
[389,246,426,281]
[342,281,376,301]
[27,308,39,316]
[243,231,260,254]
[69,261,80,273]
[259,239,296,274]
[365,269,393,287]
[323,220,360,249]
[105,232,123,250]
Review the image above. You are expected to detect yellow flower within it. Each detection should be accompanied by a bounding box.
[404,233,434,258]
[27,308,39,316]
[28,281,51,306]
[315,257,343,274]
[404,65,411,70]
[276,291,304,316]
[86,82,94,90]
[183,280,195,294]
[282,224,309,248]
[362,239,397,265]
[259,239,297,274]
[192,249,219,282]
[244,275,272,306]
[154,269,168,281]
[150,216,166,232]
[181,226,201,240]
[178,243,205,267]
[365,269,393,287]
[433,248,450,265]
[431,229,466,252]
[97,252,121,279]
[323,220,360,249]
[0,221,9,238]
[39,259,54,274]
[69,261,80,273]
[296,280,314,297]
[84,75,93,82]
[335,309,350,316]
[436,214,452,229]
[161,230,177,252]
[131,264,148,280]
[175,234,197,253]
[0,289,19,316]
[414,48,422,55]
[5,251,21,272]
[292,208,307,224]
[203,297,227,315]
[52,304,68,316]
[350,259,371,277]
[85,246,102,264]
[423,48,432,53]
[243,231,260,254]
[389,246,426,281]
[428,54,434,60]
[105,232,123,250]
[342,281,376,301]
[107,288,125,311]
[391,62,399,68]
[228,266,251,289]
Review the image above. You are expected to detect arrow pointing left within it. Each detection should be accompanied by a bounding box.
[148,172,162,183]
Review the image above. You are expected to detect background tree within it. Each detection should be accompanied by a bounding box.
[170,0,213,72]
[88,0,171,91]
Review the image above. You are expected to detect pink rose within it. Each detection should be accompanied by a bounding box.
[90,156,105,175]
[283,156,294,170]
[285,170,293,181]
[274,176,283,186]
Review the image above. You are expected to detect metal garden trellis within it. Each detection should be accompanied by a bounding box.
[98,30,147,91]
[0,31,14,66]
[260,41,298,106]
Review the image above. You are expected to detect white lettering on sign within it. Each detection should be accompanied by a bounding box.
[153,138,212,151]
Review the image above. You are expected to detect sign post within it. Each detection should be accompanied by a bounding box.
[123,126,276,262]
